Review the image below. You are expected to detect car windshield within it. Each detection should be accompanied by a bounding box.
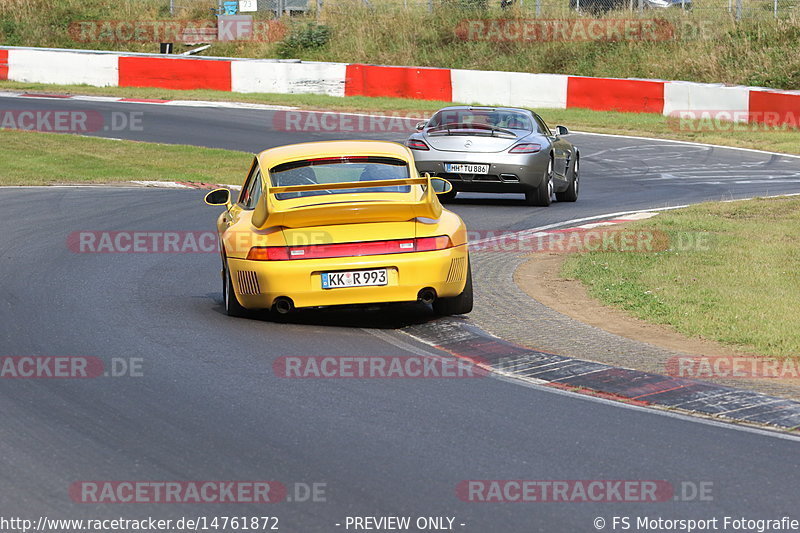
[269,156,411,199]
[427,109,534,132]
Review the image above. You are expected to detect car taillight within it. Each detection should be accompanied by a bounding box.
[509,143,541,153]
[415,236,452,252]
[246,246,290,260]
[406,139,430,151]
[246,236,452,261]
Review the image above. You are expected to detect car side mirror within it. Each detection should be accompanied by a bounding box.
[415,121,427,131]
[204,188,231,207]
[430,177,453,195]
[554,125,570,136]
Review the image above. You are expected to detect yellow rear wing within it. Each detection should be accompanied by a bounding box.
[252,175,443,229]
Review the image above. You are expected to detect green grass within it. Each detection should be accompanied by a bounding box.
[2,0,800,88]
[562,196,800,358]
[0,129,251,185]
[3,81,800,154]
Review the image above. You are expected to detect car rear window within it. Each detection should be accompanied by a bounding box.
[428,110,534,132]
[269,156,411,199]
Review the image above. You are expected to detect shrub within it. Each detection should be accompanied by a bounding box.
[276,22,331,58]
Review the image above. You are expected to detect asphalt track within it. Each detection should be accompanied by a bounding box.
[2,96,800,531]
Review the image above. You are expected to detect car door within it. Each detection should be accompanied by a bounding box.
[534,113,570,178]
[220,158,261,256]
[234,157,263,216]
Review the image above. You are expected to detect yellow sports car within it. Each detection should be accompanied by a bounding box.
[204,140,472,317]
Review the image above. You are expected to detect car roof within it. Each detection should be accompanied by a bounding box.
[433,106,534,115]
[257,140,413,169]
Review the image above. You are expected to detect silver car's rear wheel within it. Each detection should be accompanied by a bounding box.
[556,155,579,202]
[525,157,553,207]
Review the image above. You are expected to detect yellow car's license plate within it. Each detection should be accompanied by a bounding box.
[321,269,388,289]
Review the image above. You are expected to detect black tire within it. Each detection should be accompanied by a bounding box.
[556,154,579,202]
[438,189,457,203]
[525,156,553,207]
[223,263,250,318]
[433,260,473,316]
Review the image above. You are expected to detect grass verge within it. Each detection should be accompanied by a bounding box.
[2,81,800,154]
[561,196,800,359]
[0,129,250,186]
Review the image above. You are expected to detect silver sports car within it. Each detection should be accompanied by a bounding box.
[406,106,579,206]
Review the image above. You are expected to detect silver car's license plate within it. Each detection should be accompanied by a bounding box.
[445,163,489,174]
[321,269,388,289]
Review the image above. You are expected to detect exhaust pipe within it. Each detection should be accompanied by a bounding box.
[417,288,436,305]
[273,297,294,315]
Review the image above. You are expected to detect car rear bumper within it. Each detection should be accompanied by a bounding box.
[412,152,547,191]
[227,245,469,310]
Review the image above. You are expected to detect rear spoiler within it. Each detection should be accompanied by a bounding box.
[251,175,443,229]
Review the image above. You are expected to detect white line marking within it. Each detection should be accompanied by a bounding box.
[717,399,788,416]
[572,130,800,159]
[618,212,660,220]
[670,391,735,409]
[70,95,127,102]
[550,368,607,381]
[165,100,295,110]
[573,222,618,229]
